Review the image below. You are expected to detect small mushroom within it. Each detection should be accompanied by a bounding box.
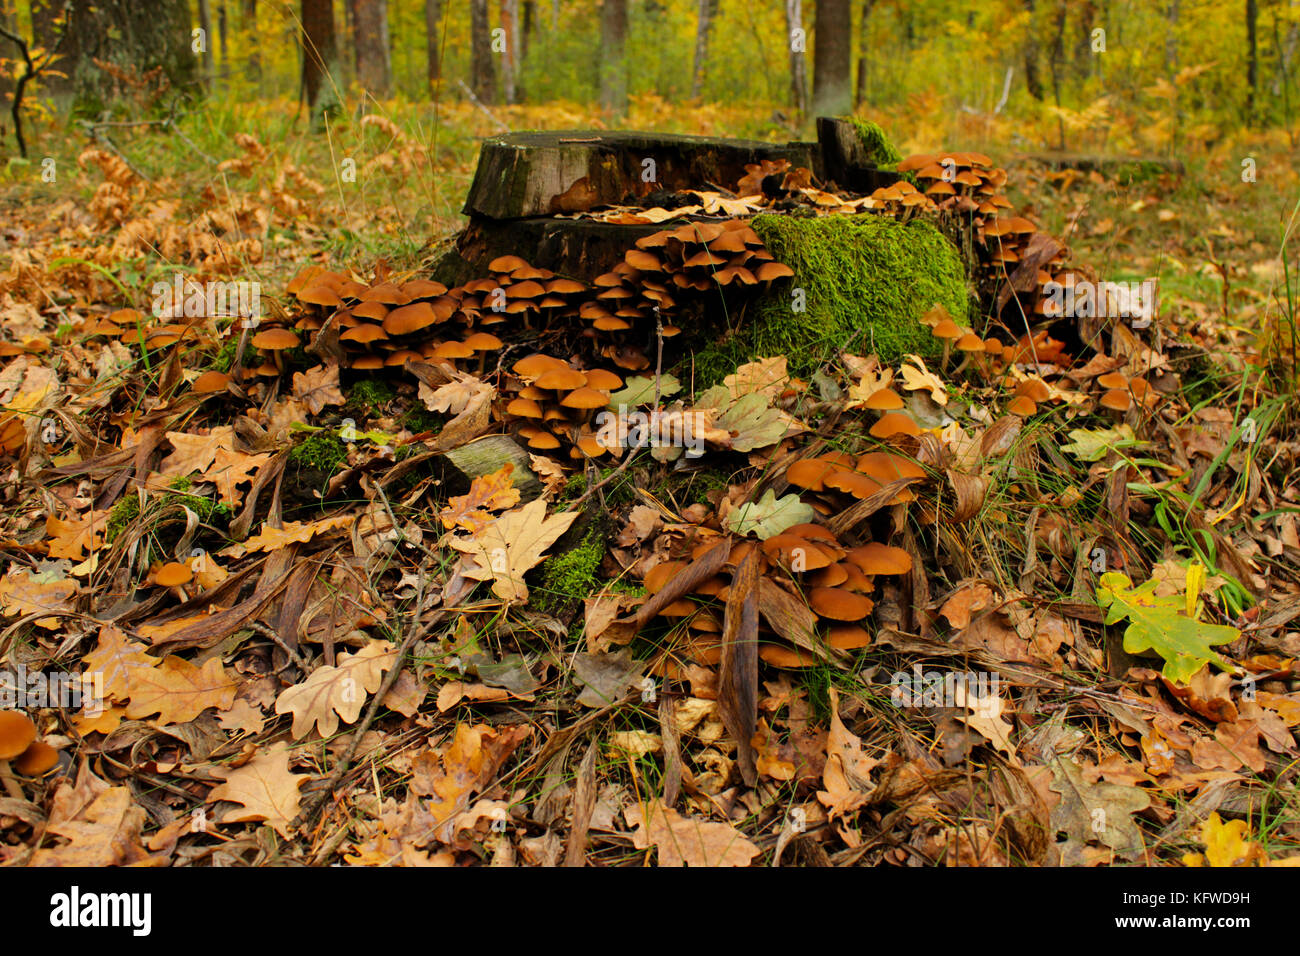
[0,710,36,798]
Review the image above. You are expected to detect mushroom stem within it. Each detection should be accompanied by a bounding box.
[941,341,952,368]
[0,760,23,801]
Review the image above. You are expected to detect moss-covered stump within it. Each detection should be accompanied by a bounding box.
[691,213,969,383]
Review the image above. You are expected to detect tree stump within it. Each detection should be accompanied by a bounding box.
[462,129,819,220]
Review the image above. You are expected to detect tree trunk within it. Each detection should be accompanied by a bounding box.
[245,0,260,85]
[1246,0,1259,124]
[691,0,718,100]
[854,0,874,106]
[47,0,198,108]
[785,0,808,115]
[301,0,339,113]
[1023,0,1044,99]
[218,2,228,82]
[353,0,391,96]
[424,0,443,87]
[469,0,497,104]
[598,0,628,116]
[812,0,852,116]
[500,0,520,104]
[521,0,535,59]
[197,0,214,90]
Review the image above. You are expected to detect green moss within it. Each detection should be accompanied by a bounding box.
[212,336,241,373]
[289,430,348,473]
[347,376,396,410]
[106,495,141,543]
[536,526,606,612]
[692,213,968,385]
[847,118,903,167]
[401,406,444,434]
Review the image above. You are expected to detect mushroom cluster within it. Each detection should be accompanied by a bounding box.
[896,151,1011,215]
[639,522,914,669]
[579,221,794,371]
[503,353,623,460]
[0,710,58,797]
[785,449,926,511]
[1093,369,1158,415]
[867,179,935,215]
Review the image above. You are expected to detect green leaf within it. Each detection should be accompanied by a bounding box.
[1096,572,1237,683]
[724,490,814,539]
[608,374,681,409]
[701,390,789,452]
[1061,424,1143,461]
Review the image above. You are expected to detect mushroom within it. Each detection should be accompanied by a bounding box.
[870,412,921,439]
[863,388,904,411]
[0,710,37,798]
[154,561,194,601]
[931,317,963,367]
[1099,388,1132,414]
[250,327,299,375]
[462,331,503,375]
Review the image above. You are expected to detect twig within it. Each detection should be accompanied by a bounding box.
[456,79,509,132]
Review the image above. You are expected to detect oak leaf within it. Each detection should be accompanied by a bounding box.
[207,743,309,837]
[411,722,532,845]
[122,654,237,724]
[292,363,345,416]
[274,639,399,738]
[439,464,520,533]
[0,568,77,628]
[625,799,761,866]
[449,497,578,602]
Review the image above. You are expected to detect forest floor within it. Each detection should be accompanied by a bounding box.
[0,98,1297,867]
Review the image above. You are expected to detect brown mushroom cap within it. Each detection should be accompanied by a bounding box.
[431,341,475,360]
[645,561,688,594]
[827,624,873,650]
[383,301,441,336]
[0,711,37,759]
[810,587,874,621]
[1005,395,1037,417]
[13,740,58,776]
[1097,371,1129,390]
[297,285,344,308]
[582,369,623,390]
[526,430,561,450]
[506,398,544,419]
[1100,388,1132,412]
[1016,378,1051,403]
[560,387,610,409]
[756,261,795,282]
[956,332,984,352]
[931,318,962,340]
[786,457,838,492]
[761,534,836,570]
[513,354,568,378]
[251,328,300,350]
[536,367,588,391]
[488,255,530,274]
[463,332,503,352]
[869,412,921,438]
[340,324,389,345]
[824,468,884,499]
[864,388,904,411]
[155,561,194,587]
[845,542,913,575]
[192,370,232,393]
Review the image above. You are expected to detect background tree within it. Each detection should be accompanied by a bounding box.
[424,0,443,88]
[301,0,339,113]
[691,0,718,100]
[811,0,851,115]
[599,0,628,115]
[785,0,808,115]
[469,0,497,103]
[352,0,392,96]
[854,0,875,107]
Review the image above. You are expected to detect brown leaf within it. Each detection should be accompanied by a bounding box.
[208,743,309,837]
[274,639,399,739]
[411,722,532,846]
[626,799,761,866]
[291,363,345,416]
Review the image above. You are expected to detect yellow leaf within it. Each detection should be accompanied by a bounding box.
[449,498,578,602]
[274,639,398,739]
[207,743,309,837]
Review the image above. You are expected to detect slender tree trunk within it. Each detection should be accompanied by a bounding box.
[353,0,391,96]
[197,0,213,90]
[500,0,519,104]
[1246,0,1259,124]
[854,0,874,107]
[301,0,338,112]
[245,0,260,85]
[812,0,852,116]
[785,0,808,115]
[469,0,497,103]
[1049,0,1067,149]
[424,0,443,87]
[691,0,718,100]
[598,0,628,116]
[218,2,227,83]
[521,0,535,59]
[1023,0,1044,99]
